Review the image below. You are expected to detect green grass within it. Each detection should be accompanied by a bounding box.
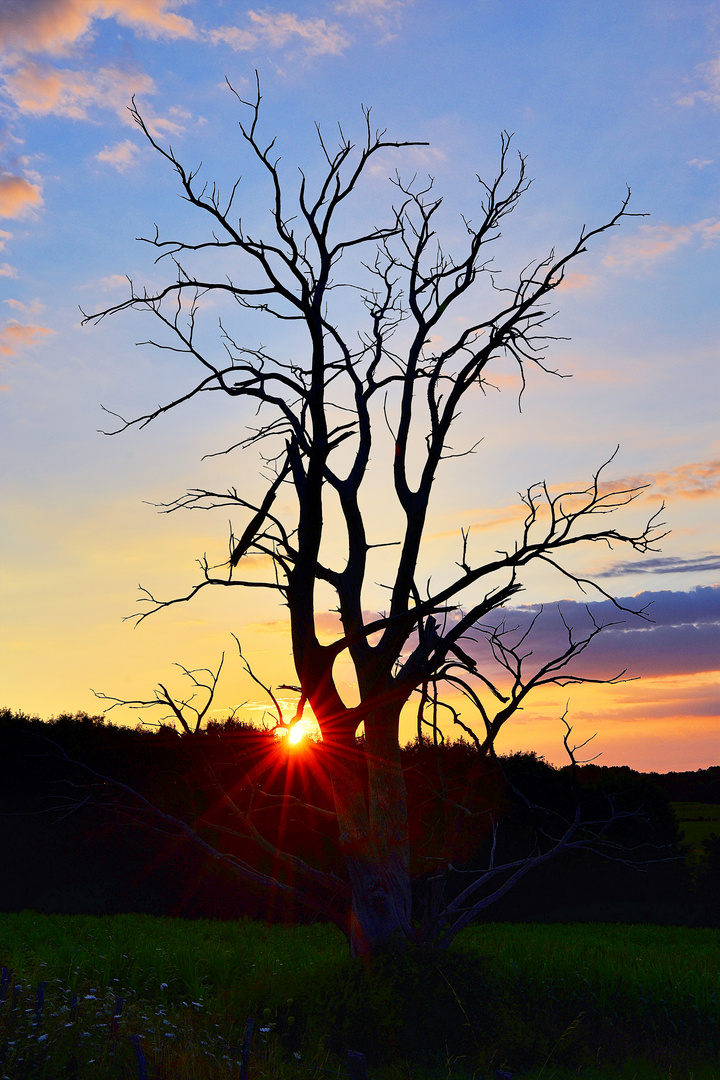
[0,913,718,1079]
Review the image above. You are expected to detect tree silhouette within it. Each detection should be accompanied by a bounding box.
[85,78,665,955]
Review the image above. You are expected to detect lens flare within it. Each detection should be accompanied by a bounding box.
[288,718,316,746]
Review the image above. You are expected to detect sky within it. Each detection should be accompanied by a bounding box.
[0,0,718,772]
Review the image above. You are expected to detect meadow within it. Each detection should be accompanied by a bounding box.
[0,913,717,1080]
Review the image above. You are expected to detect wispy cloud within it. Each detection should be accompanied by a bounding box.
[0,319,54,357]
[2,60,155,124]
[603,218,720,272]
[599,554,720,578]
[4,297,44,314]
[335,0,411,34]
[0,262,18,277]
[429,502,526,541]
[209,11,351,57]
[676,51,720,109]
[0,0,195,57]
[600,459,720,501]
[554,271,596,292]
[98,273,130,291]
[688,158,714,169]
[0,172,43,219]
[336,0,408,12]
[0,229,12,249]
[95,138,142,172]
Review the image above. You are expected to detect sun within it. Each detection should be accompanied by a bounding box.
[287,718,316,746]
[288,723,306,746]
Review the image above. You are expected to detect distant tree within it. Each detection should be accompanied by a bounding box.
[85,78,664,955]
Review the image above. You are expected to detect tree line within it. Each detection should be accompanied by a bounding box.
[2,708,716,928]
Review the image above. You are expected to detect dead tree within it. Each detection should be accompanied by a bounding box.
[84,77,665,955]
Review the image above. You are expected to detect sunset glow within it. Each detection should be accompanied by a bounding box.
[287,723,308,747]
[0,2,717,771]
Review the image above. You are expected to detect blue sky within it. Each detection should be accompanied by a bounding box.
[0,0,718,769]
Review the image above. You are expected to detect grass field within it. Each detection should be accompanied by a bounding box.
[0,913,717,1079]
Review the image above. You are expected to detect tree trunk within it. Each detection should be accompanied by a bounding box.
[330,700,413,956]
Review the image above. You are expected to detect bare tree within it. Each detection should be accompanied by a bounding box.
[84,78,665,955]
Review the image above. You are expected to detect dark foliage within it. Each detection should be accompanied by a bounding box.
[0,708,708,925]
[647,766,720,804]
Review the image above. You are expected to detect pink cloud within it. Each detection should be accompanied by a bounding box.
[0,172,43,219]
[0,319,55,357]
[554,271,596,292]
[0,263,18,277]
[603,222,693,269]
[210,11,350,57]
[0,0,195,56]
[0,229,12,250]
[95,138,142,171]
[2,60,155,123]
[599,459,720,501]
[4,297,44,314]
[603,218,720,271]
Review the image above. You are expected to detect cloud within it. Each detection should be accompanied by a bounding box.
[0,263,18,277]
[676,51,720,109]
[0,0,195,57]
[0,172,43,219]
[336,0,406,10]
[4,297,44,314]
[95,138,141,171]
[0,319,55,357]
[554,271,595,292]
[2,59,155,123]
[602,218,720,271]
[209,10,351,57]
[599,554,720,578]
[335,0,411,32]
[314,611,342,634]
[688,158,714,169]
[98,273,130,290]
[0,229,12,249]
[461,586,720,683]
[429,502,526,541]
[600,459,720,502]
